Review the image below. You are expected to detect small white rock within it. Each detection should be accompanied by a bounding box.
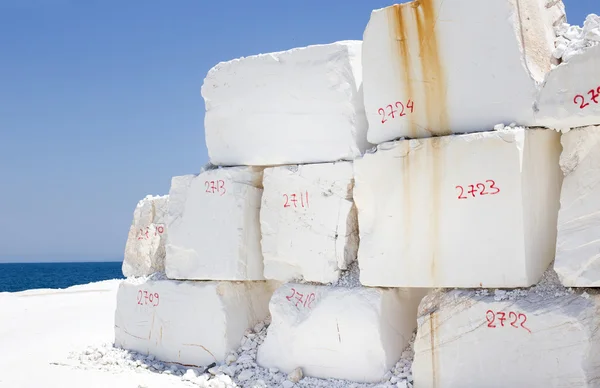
[254,321,265,333]
[182,369,198,381]
[281,381,295,388]
[288,367,303,383]
[238,369,254,381]
[269,367,279,374]
[225,354,237,365]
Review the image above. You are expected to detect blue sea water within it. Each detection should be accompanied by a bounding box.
[0,261,124,293]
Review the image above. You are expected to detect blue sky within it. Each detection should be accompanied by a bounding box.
[0,0,595,263]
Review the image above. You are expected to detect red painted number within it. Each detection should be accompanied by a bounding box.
[395,101,405,117]
[486,180,500,194]
[286,288,316,310]
[286,287,296,301]
[205,180,226,196]
[487,310,531,333]
[387,104,397,119]
[378,108,387,124]
[496,311,506,327]
[574,86,600,110]
[477,183,488,195]
[305,293,316,308]
[377,99,415,124]
[486,310,496,328]
[519,313,531,333]
[138,225,164,240]
[137,290,159,307]
[509,311,518,328]
[283,191,309,208]
[589,87,600,104]
[456,180,499,199]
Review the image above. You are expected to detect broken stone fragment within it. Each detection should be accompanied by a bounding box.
[413,288,600,387]
[166,166,265,281]
[362,0,565,142]
[260,162,358,284]
[554,125,600,286]
[122,194,169,278]
[114,278,274,366]
[354,128,562,288]
[257,283,427,382]
[536,44,600,131]
[201,41,369,166]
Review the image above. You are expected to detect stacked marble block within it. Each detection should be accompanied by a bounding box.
[201,40,428,383]
[358,1,600,387]
[115,187,275,367]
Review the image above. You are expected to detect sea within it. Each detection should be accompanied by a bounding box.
[0,261,124,293]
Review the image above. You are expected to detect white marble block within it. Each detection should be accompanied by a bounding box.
[201,41,370,166]
[555,125,600,286]
[412,289,600,387]
[362,0,565,143]
[257,283,427,383]
[114,278,274,366]
[166,167,264,281]
[260,162,358,283]
[122,195,169,278]
[536,44,600,131]
[354,128,563,288]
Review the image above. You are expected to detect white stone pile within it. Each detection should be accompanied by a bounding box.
[115,176,276,367]
[199,41,427,383]
[536,14,600,130]
[122,195,169,277]
[553,14,600,62]
[106,0,600,387]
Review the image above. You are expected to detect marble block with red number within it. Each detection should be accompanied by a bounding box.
[362,0,565,143]
[256,283,427,383]
[260,162,358,284]
[354,127,563,288]
[114,278,274,366]
[201,41,370,166]
[536,44,600,131]
[122,194,169,278]
[412,288,600,387]
[554,125,600,286]
[165,166,265,281]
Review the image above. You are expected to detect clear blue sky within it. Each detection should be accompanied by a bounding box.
[0,0,595,263]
